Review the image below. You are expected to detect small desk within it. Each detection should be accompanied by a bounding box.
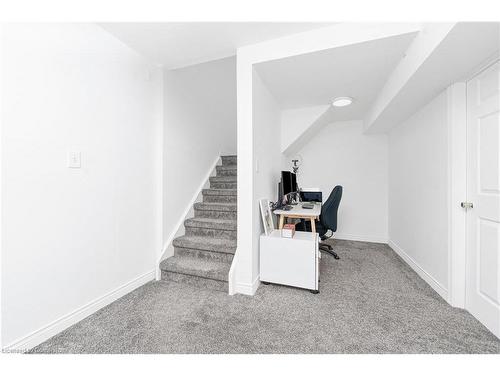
[274,202,321,233]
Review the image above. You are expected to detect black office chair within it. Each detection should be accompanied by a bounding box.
[296,185,343,259]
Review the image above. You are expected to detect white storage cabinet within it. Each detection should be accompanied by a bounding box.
[260,230,319,293]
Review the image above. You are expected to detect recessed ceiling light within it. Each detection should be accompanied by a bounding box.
[332,97,353,107]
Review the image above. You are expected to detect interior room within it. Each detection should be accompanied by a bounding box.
[1,21,499,355]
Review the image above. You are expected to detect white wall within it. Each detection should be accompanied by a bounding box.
[388,90,449,297]
[251,71,284,285]
[1,23,163,348]
[163,57,236,250]
[294,121,388,243]
[280,105,329,154]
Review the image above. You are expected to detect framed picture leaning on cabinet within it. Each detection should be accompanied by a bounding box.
[259,198,275,235]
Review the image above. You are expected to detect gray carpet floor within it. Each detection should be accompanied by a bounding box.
[30,240,500,354]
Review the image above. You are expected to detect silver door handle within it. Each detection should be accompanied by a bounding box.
[461,202,473,209]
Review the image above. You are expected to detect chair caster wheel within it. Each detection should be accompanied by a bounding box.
[261,281,270,285]
[310,290,319,294]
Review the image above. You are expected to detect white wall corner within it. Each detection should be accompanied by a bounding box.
[155,69,165,281]
[364,23,456,134]
[447,82,467,308]
[3,269,155,352]
[235,53,255,294]
[2,23,164,350]
[0,24,4,350]
[388,240,449,302]
[281,105,330,155]
[155,155,221,280]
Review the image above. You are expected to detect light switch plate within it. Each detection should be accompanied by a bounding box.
[67,151,81,168]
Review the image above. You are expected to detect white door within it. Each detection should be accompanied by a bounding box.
[466,60,500,338]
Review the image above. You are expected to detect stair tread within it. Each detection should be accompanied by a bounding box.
[216,165,237,170]
[210,183,237,188]
[202,188,237,195]
[185,217,237,230]
[194,202,237,211]
[160,255,230,282]
[209,176,237,182]
[173,235,236,254]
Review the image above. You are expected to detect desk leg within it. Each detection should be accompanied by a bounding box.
[279,215,285,230]
[310,218,316,233]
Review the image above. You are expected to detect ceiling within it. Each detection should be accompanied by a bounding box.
[254,32,418,114]
[99,22,333,69]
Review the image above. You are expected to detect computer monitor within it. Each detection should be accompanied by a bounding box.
[300,191,322,203]
[291,173,297,193]
[281,171,297,195]
[277,181,284,207]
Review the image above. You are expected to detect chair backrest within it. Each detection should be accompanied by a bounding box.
[320,185,343,232]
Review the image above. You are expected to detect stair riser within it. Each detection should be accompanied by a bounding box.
[185,226,237,240]
[221,156,237,166]
[162,271,228,292]
[174,247,234,263]
[216,167,237,177]
[203,194,237,203]
[211,182,237,189]
[194,209,237,220]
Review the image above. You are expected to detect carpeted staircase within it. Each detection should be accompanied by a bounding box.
[160,155,237,292]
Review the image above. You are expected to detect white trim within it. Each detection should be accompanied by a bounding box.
[0,26,4,349]
[154,68,165,281]
[235,53,254,299]
[333,232,388,244]
[228,245,239,295]
[234,276,260,296]
[388,240,449,302]
[446,58,500,308]
[3,269,155,352]
[155,155,221,280]
[447,82,467,308]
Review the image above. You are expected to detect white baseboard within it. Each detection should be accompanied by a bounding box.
[388,240,448,301]
[234,276,260,296]
[334,232,388,244]
[3,269,155,352]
